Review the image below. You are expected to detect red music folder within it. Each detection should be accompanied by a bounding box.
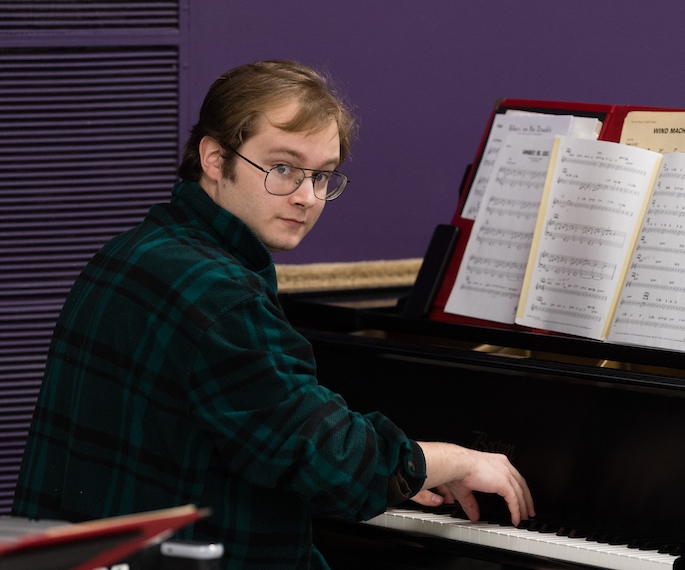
[429,99,685,342]
[0,504,206,570]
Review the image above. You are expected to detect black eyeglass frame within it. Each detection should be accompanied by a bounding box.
[226,146,350,201]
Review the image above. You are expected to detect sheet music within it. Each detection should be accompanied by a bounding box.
[608,152,685,350]
[445,135,555,323]
[509,111,602,141]
[460,114,574,220]
[620,111,685,152]
[516,136,662,339]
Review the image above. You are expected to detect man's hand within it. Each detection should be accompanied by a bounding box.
[414,441,535,526]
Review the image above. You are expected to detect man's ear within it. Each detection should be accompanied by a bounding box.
[199,136,224,182]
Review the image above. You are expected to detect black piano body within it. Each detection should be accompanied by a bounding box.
[280,284,685,570]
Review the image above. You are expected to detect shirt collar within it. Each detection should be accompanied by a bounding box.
[171,180,274,277]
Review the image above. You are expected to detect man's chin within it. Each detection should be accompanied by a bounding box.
[266,239,302,253]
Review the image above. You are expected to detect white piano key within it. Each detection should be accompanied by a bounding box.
[437,518,475,541]
[586,544,630,570]
[363,509,679,570]
[639,553,678,570]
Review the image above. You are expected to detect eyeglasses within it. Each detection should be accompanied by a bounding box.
[227,146,350,201]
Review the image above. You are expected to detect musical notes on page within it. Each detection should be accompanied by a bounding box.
[445,135,555,323]
[544,220,627,249]
[460,114,574,220]
[537,251,617,281]
[515,136,662,339]
[608,152,685,350]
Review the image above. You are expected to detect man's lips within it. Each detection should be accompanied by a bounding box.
[281,217,306,226]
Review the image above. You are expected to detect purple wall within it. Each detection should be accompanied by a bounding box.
[185,1,685,264]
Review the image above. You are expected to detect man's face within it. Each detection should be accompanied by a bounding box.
[210,102,341,253]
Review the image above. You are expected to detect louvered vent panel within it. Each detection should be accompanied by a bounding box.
[0,46,179,514]
[0,1,179,30]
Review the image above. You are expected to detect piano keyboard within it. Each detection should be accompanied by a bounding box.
[365,508,681,570]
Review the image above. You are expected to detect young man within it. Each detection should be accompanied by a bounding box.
[13,60,533,569]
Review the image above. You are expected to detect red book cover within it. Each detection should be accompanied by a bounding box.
[429,99,685,331]
[0,504,207,570]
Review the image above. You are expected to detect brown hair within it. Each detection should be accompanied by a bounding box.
[178,60,356,182]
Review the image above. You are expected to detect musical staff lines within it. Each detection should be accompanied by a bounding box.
[605,153,685,349]
[475,226,534,249]
[465,255,527,281]
[560,153,648,177]
[528,304,602,322]
[623,280,685,294]
[514,136,664,340]
[555,177,641,197]
[655,169,685,181]
[459,284,520,299]
[485,196,540,219]
[551,197,634,218]
[538,251,616,281]
[645,207,685,219]
[618,299,685,312]
[640,226,685,238]
[544,220,626,248]
[480,148,498,171]
[629,262,685,274]
[460,114,575,220]
[613,317,685,332]
[652,190,685,202]
[494,166,547,188]
[446,133,561,324]
[635,243,685,256]
[534,282,608,301]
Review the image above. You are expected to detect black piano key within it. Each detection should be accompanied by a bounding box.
[485,516,513,527]
[640,540,681,552]
[433,504,461,515]
[568,527,589,538]
[640,542,664,551]
[621,528,680,551]
[607,534,631,546]
[570,524,607,539]
[528,518,581,535]
[587,529,630,544]
[587,531,608,543]
[534,519,681,555]
[447,507,468,519]
[526,520,545,532]
[528,511,675,554]
[395,500,684,559]
[538,522,562,534]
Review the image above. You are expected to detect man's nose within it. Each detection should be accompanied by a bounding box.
[290,177,318,206]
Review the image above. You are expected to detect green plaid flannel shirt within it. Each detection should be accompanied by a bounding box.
[13,180,426,569]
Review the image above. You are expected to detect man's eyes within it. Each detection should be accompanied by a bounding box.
[272,164,331,182]
[313,171,331,183]
[273,164,293,176]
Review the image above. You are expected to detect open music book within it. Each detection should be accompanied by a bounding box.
[445,134,685,351]
[459,111,600,220]
[0,504,206,570]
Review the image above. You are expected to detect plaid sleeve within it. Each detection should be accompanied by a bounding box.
[186,292,426,520]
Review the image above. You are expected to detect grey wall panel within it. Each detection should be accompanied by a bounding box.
[0,1,179,29]
[0,44,180,514]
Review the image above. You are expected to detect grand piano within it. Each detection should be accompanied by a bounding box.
[281,282,685,570]
[279,99,685,570]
